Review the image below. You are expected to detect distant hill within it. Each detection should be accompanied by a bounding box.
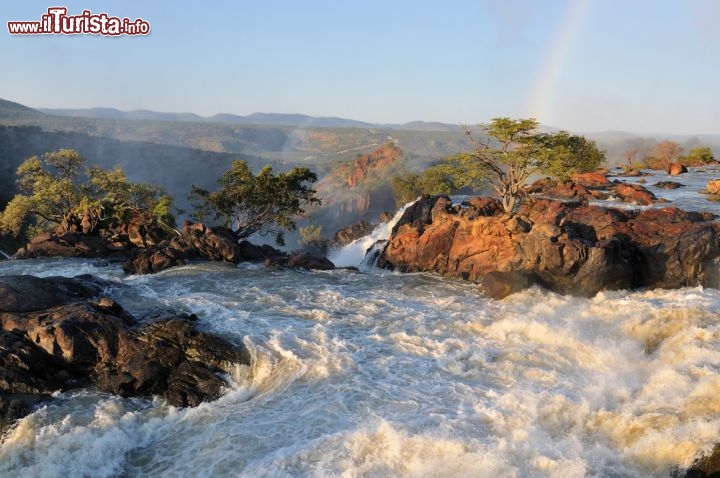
[39,107,205,122]
[1,99,471,167]
[0,98,47,121]
[5,96,720,191]
[38,105,460,131]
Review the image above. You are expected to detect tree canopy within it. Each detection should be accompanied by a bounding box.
[646,140,683,169]
[391,162,466,206]
[189,160,321,245]
[685,146,715,165]
[449,118,605,212]
[0,149,175,238]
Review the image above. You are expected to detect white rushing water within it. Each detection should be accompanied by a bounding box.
[328,199,416,268]
[2,259,720,477]
[2,169,720,477]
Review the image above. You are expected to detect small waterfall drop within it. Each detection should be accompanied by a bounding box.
[0,249,11,260]
[328,199,416,268]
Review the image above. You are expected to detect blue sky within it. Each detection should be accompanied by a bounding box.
[2,0,719,134]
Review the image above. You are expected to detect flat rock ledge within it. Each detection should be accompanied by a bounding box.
[0,274,250,436]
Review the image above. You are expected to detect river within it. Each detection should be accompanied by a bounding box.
[1,167,720,477]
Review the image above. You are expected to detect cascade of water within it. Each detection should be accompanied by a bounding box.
[0,249,11,260]
[328,199,416,268]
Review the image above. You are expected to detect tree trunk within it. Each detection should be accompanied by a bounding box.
[502,193,516,213]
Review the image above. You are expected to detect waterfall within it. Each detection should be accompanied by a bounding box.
[0,249,11,260]
[328,199,416,268]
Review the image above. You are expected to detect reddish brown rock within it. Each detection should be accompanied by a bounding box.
[525,178,608,201]
[608,182,657,205]
[668,162,688,175]
[572,170,612,188]
[379,195,720,298]
[346,144,403,187]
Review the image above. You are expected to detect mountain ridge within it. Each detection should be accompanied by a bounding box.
[1,99,713,139]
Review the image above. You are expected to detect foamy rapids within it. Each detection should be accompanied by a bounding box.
[2,169,720,477]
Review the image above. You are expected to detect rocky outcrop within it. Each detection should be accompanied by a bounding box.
[0,275,251,434]
[524,178,608,201]
[523,174,659,206]
[571,169,612,188]
[346,144,403,187]
[14,216,171,260]
[379,195,720,298]
[668,162,688,175]
[607,182,657,205]
[707,180,720,196]
[122,222,287,274]
[122,221,338,274]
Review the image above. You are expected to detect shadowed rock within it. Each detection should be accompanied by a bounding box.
[0,275,251,435]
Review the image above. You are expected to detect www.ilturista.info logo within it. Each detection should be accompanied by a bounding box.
[7,7,150,36]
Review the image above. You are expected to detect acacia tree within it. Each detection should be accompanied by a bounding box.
[189,160,321,246]
[450,118,604,212]
[0,149,175,238]
[647,140,683,169]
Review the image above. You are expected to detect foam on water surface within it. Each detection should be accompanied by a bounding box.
[3,170,720,476]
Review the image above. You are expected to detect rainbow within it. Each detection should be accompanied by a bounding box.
[528,0,590,125]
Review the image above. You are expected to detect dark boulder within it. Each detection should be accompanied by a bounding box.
[683,445,720,477]
[654,181,685,190]
[0,275,251,434]
[332,221,376,245]
[0,274,102,312]
[265,252,336,271]
[122,223,287,275]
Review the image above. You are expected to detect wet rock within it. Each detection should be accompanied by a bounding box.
[0,275,251,434]
[265,252,336,270]
[524,178,608,201]
[682,445,720,477]
[122,222,287,275]
[0,275,101,312]
[654,181,685,189]
[608,182,657,205]
[332,221,375,245]
[379,195,720,299]
[668,162,688,175]
[378,211,394,223]
[571,170,612,188]
[237,240,285,262]
[618,168,646,177]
